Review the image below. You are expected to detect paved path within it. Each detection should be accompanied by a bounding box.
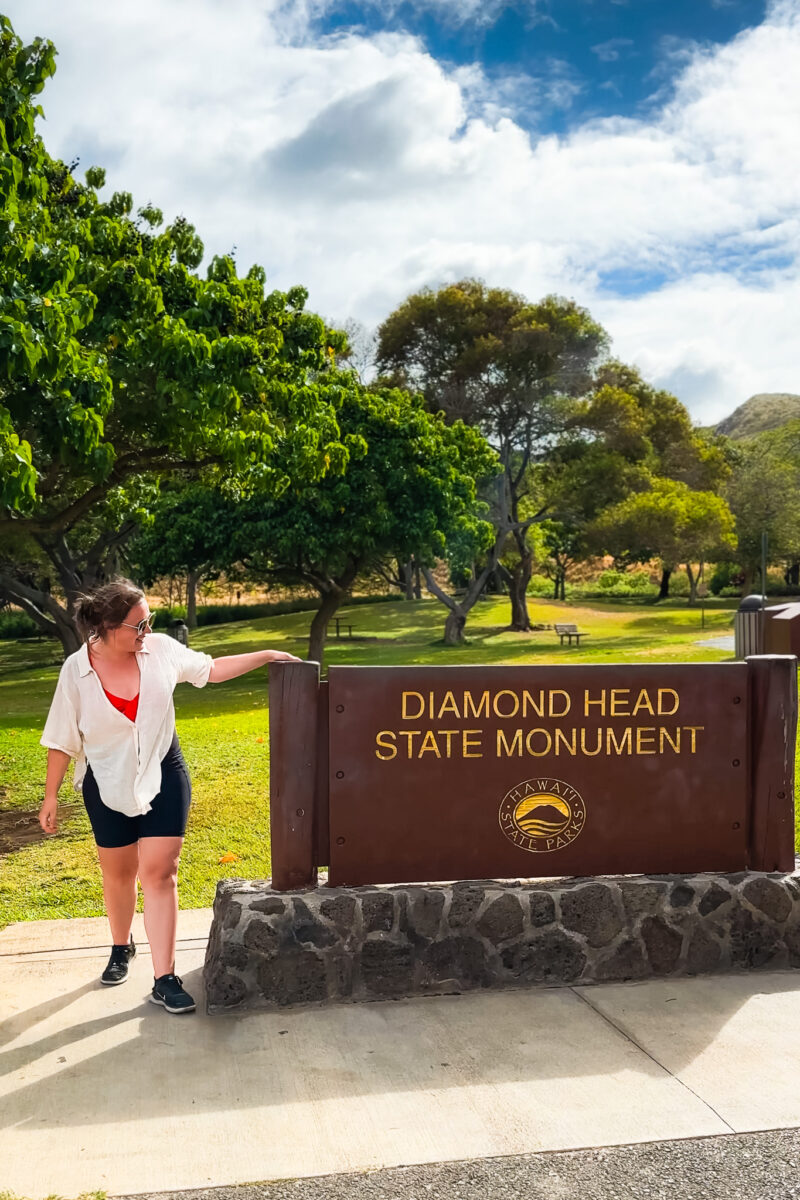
[696,634,735,651]
[2,913,800,1199]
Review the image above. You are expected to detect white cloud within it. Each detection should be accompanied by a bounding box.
[5,0,800,423]
[591,37,634,62]
[596,270,800,423]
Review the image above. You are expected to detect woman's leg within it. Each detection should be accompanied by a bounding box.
[137,836,184,978]
[96,843,139,945]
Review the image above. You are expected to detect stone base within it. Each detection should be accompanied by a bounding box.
[203,870,800,1012]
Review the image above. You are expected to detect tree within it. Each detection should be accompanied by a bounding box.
[137,388,497,662]
[538,520,587,602]
[591,480,736,604]
[0,17,352,655]
[376,280,608,631]
[128,484,226,628]
[724,437,800,594]
[544,362,733,599]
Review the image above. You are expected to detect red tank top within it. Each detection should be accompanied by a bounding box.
[89,649,140,722]
[103,688,139,723]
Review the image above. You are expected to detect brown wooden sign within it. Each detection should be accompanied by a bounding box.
[268,657,797,889]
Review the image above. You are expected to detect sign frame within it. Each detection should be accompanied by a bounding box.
[267,656,797,890]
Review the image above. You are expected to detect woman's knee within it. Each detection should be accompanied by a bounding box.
[138,856,180,891]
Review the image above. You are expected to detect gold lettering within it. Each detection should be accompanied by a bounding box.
[418,730,441,758]
[684,725,703,752]
[493,689,520,718]
[610,689,630,716]
[464,690,490,719]
[375,730,397,760]
[440,729,458,758]
[580,728,603,756]
[660,727,680,753]
[549,689,571,717]
[659,688,680,715]
[636,726,656,754]
[632,689,655,716]
[555,728,577,755]
[437,691,460,719]
[606,727,633,755]
[401,691,424,720]
[525,728,552,757]
[398,730,421,757]
[463,729,483,758]
[497,728,523,757]
[522,690,545,718]
[584,689,606,716]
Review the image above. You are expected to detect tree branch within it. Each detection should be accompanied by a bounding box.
[1,450,222,535]
[421,567,457,613]
[0,570,63,636]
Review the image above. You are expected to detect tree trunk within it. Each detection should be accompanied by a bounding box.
[403,560,414,601]
[741,567,755,596]
[0,570,84,656]
[307,590,342,665]
[559,572,566,602]
[443,609,466,645]
[791,563,800,587]
[507,553,532,631]
[414,564,422,600]
[422,523,508,644]
[686,563,699,605]
[0,520,140,659]
[306,563,358,666]
[186,568,202,630]
[658,567,672,600]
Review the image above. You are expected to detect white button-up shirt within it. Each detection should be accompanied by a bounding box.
[41,633,213,817]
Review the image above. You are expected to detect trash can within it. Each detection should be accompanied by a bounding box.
[734,594,764,658]
[168,618,189,646]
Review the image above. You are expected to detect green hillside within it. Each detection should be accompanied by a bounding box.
[716,393,800,439]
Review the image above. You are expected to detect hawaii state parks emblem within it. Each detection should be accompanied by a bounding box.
[498,777,586,853]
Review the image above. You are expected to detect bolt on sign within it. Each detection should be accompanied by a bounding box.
[267,658,797,890]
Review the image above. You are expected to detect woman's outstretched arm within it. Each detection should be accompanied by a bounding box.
[208,648,300,684]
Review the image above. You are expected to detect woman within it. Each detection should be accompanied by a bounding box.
[39,578,299,1015]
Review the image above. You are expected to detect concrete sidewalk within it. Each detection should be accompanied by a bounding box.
[2,912,800,1199]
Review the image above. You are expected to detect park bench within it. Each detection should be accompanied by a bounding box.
[555,622,588,646]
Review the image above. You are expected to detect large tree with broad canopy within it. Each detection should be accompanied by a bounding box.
[0,15,352,655]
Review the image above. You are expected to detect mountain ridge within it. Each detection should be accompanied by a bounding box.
[714,393,800,440]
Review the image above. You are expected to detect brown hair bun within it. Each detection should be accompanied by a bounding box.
[73,578,145,642]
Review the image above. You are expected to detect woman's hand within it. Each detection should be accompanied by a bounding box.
[267,650,302,663]
[39,795,59,835]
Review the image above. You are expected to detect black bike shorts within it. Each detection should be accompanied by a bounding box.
[82,735,192,848]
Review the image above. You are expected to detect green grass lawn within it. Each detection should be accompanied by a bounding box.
[0,595,747,928]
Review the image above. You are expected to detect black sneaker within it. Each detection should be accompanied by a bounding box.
[150,973,196,1014]
[100,936,136,986]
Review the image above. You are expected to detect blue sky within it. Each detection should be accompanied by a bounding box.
[4,0,799,422]
[312,0,768,130]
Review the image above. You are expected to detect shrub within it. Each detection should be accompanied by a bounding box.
[576,569,657,599]
[153,593,404,629]
[527,574,576,598]
[709,562,742,595]
[0,610,40,640]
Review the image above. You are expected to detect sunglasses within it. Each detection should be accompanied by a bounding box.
[121,611,156,635]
